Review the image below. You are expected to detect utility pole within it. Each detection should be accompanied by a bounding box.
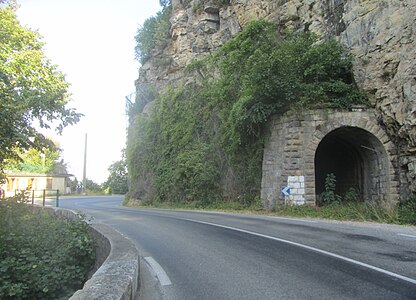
[82,133,87,194]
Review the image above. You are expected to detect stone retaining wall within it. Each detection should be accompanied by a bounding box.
[40,207,140,300]
[70,223,140,300]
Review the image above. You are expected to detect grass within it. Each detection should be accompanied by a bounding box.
[125,197,263,212]
[272,202,400,223]
[124,198,416,226]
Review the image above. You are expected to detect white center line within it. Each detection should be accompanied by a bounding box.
[144,256,172,286]
[182,218,416,285]
[398,233,416,239]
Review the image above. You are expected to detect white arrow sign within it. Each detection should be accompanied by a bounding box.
[281,186,291,197]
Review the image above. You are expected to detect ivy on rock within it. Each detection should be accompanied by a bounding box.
[127,19,368,207]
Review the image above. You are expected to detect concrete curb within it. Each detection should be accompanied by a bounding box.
[39,207,140,300]
[70,223,140,300]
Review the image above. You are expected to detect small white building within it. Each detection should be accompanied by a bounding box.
[1,171,74,198]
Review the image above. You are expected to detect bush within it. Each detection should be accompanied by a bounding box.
[318,173,342,206]
[134,7,171,64]
[343,187,360,203]
[398,197,416,225]
[128,20,368,206]
[0,198,95,299]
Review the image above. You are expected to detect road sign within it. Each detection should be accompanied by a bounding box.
[281,186,291,197]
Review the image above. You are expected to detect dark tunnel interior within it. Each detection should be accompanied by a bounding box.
[314,126,388,202]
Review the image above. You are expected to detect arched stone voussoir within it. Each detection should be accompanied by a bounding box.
[261,109,402,208]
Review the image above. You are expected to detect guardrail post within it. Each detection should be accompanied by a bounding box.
[56,189,59,207]
[42,189,46,206]
[32,190,35,205]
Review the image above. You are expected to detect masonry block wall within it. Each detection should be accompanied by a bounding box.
[261,109,401,209]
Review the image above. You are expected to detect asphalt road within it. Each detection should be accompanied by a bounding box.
[60,196,416,300]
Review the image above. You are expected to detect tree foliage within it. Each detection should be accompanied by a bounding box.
[103,152,128,195]
[4,140,68,174]
[127,20,368,206]
[159,0,170,8]
[206,20,367,148]
[84,179,102,193]
[134,6,171,64]
[5,147,58,174]
[0,4,81,179]
[0,198,95,299]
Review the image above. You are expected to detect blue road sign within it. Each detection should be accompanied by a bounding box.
[281,186,291,197]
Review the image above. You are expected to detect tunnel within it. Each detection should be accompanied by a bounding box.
[314,126,389,203]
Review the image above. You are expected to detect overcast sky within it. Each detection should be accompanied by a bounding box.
[16,0,161,183]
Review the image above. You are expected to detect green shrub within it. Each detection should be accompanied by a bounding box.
[128,20,368,206]
[398,197,416,225]
[344,187,360,203]
[318,173,342,206]
[134,7,171,64]
[0,199,95,299]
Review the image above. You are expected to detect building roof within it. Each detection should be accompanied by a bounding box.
[5,171,75,178]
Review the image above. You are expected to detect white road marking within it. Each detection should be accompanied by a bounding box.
[182,218,416,285]
[398,233,416,239]
[193,210,318,223]
[144,256,172,286]
[266,216,318,223]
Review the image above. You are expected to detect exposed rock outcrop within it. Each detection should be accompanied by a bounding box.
[136,0,416,196]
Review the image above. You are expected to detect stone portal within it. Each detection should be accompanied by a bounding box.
[261,109,400,209]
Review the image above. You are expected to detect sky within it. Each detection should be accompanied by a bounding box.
[16,0,162,183]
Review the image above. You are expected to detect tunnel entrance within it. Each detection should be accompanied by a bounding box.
[314,126,389,203]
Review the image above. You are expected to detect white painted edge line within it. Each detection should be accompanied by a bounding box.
[195,211,318,223]
[398,233,416,239]
[183,218,416,285]
[266,216,318,223]
[144,256,172,286]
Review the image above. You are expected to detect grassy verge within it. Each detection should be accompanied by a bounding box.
[124,197,416,226]
[272,202,399,223]
[0,196,95,300]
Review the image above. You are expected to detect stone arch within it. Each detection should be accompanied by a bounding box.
[304,113,399,207]
[314,126,389,203]
[261,109,400,209]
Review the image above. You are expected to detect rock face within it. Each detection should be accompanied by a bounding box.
[136,0,416,196]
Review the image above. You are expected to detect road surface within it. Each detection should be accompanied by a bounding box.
[60,196,416,300]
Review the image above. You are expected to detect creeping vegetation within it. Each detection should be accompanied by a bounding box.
[128,20,368,207]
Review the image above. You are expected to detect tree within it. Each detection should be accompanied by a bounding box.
[5,142,68,174]
[159,0,170,8]
[85,179,102,193]
[103,155,128,195]
[0,0,17,9]
[0,3,81,179]
[6,147,58,174]
[134,6,171,64]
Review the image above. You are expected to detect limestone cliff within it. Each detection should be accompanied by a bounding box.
[136,0,416,194]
